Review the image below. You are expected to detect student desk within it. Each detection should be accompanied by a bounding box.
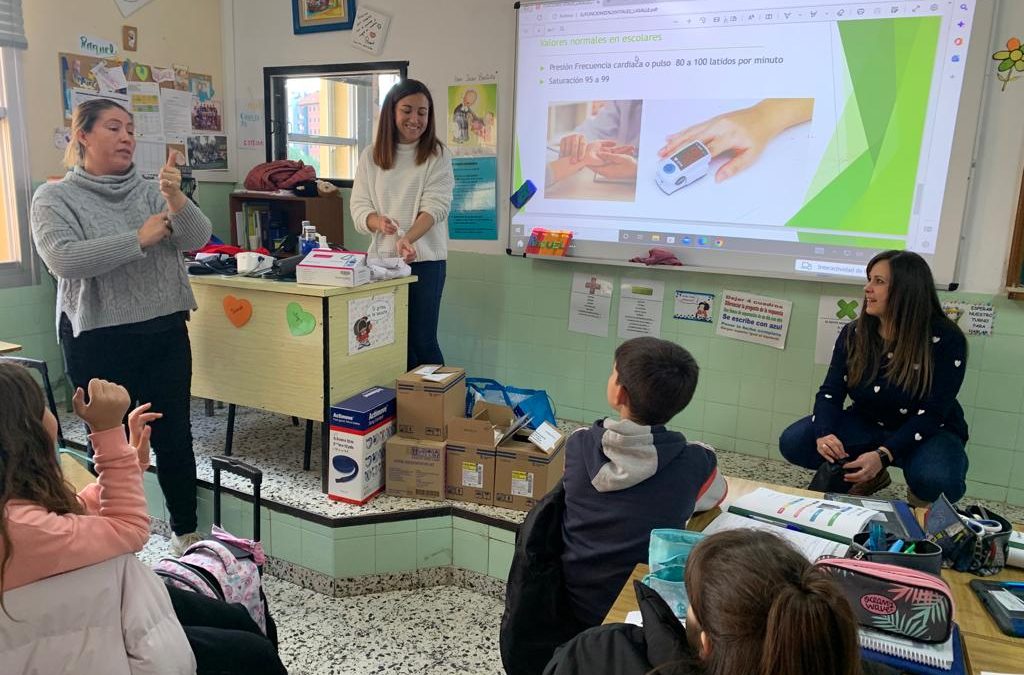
[0,340,22,354]
[187,275,415,492]
[602,477,1024,675]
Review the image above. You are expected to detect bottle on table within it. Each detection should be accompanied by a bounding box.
[300,220,319,256]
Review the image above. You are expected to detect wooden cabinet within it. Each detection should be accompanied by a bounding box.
[227,191,345,252]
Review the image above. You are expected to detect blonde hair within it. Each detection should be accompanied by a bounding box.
[63,99,132,169]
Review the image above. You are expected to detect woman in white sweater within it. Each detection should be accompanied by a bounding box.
[350,79,454,369]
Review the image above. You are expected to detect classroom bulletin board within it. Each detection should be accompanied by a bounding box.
[58,51,228,180]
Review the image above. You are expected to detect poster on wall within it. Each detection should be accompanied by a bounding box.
[674,291,715,323]
[348,292,396,355]
[351,5,391,54]
[618,279,665,339]
[237,98,266,151]
[568,273,613,337]
[449,157,497,240]
[187,135,228,171]
[941,300,995,336]
[447,82,497,157]
[716,290,792,349]
[815,296,861,364]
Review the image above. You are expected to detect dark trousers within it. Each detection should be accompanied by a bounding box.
[60,315,198,535]
[779,413,969,502]
[165,584,286,675]
[407,260,446,370]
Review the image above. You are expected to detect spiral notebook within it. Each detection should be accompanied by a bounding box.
[860,624,964,674]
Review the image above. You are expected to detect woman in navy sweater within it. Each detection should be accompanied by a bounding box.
[780,250,969,502]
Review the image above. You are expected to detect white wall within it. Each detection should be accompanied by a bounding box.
[225,0,1024,293]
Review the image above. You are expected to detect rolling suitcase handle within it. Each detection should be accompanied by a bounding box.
[210,455,263,541]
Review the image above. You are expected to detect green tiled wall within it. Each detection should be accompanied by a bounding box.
[437,251,1024,508]
[148,484,510,581]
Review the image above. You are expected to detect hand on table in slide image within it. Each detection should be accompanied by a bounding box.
[659,98,813,182]
[547,139,637,186]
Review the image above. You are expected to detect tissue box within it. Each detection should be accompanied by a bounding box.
[296,250,370,287]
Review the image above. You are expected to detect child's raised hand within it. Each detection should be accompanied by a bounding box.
[72,379,132,433]
[128,402,162,467]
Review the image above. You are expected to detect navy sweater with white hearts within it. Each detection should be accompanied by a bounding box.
[812,319,969,457]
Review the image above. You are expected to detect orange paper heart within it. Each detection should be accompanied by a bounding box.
[223,295,252,327]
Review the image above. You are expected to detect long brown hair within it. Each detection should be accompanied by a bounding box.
[682,530,861,675]
[0,363,83,604]
[847,250,962,398]
[63,98,133,169]
[372,78,442,170]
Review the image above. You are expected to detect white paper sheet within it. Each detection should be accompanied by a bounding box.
[568,272,612,337]
[617,279,664,339]
[815,296,861,364]
[126,82,164,139]
[160,88,193,138]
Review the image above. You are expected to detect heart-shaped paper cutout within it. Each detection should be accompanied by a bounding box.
[286,302,316,337]
[223,295,252,327]
[135,63,150,81]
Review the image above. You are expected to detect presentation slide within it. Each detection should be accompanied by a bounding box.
[510,0,982,280]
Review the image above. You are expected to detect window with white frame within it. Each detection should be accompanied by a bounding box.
[0,45,33,287]
[265,62,407,185]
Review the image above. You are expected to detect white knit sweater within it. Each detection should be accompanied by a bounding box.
[350,143,453,262]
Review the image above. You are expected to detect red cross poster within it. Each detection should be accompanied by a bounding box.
[569,272,613,337]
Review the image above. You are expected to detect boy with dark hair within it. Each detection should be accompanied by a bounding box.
[561,336,726,626]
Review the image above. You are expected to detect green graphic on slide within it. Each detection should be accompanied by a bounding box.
[795,231,906,249]
[787,18,940,237]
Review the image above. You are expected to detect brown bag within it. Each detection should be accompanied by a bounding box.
[243,160,317,190]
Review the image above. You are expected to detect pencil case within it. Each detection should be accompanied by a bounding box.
[848,533,943,576]
[815,558,954,643]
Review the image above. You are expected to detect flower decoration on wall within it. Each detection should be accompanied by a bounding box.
[992,37,1023,92]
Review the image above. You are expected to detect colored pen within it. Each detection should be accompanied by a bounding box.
[887,539,905,553]
[903,543,916,554]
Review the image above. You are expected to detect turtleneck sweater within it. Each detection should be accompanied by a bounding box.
[31,165,212,336]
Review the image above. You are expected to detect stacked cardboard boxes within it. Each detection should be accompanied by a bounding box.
[446,401,567,511]
[385,367,466,501]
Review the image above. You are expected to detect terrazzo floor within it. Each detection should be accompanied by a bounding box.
[137,535,505,675]
[58,398,1024,524]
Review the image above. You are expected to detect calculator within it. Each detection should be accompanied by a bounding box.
[969,579,1024,637]
[656,140,711,194]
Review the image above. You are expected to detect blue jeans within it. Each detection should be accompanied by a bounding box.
[407,260,446,370]
[779,412,968,502]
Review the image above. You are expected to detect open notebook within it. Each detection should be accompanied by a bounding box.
[702,488,885,561]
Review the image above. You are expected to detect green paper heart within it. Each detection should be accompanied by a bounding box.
[286,302,316,337]
[134,64,150,81]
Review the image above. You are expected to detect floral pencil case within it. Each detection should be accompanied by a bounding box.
[815,558,954,643]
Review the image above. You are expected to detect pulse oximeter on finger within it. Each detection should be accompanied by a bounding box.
[656,140,711,194]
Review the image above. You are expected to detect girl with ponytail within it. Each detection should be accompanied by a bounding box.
[544,530,895,675]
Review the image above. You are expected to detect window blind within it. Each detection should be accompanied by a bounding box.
[0,0,27,50]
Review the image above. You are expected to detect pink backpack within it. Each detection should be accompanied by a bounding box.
[154,527,268,635]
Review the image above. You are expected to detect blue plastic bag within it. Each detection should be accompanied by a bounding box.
[465,378,556,430]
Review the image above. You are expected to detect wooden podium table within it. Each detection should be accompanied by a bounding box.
[188,275,414,491]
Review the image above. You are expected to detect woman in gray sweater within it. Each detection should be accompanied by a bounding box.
[31,99,212,554]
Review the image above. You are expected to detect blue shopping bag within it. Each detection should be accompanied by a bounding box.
[465,378,557,429]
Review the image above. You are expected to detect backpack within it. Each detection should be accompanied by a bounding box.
[154,529,268,636]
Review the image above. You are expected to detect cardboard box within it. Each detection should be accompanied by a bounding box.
[296,250,370,287]
[494,433,566,512]
[395,367,466,440]
[385,436,446,501]
[328,387,396,505]
[444,402,513,505]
